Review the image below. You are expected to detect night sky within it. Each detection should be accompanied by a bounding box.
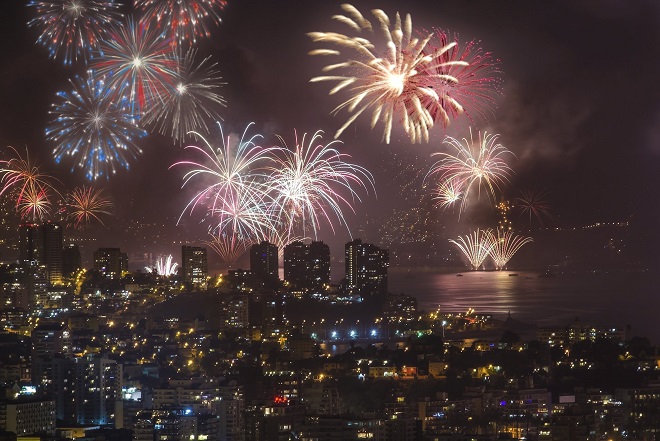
[1,0,659,270]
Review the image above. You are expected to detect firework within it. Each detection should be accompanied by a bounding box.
[66,185,113,228]
[487,229,533,270]
[134,0,227,47]
[145,254,179,276]
[267,130,374,238]
[18,182,52,222]
[309,4,470,143]
[92,17,178,113]
[27,0,123,65]
[209,184,274,242]
[432,177,463,210]
[143,49,226,143]
[515,188,551,226]
[0,146,60,209]
[449,228,495,270]
[420,30,502,126]
[206,230,250,267]
[428,129,514,214]
[47,70,146,180]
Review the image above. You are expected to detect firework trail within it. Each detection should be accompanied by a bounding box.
[267,130,374,238]
[487,229,533,270]
[92,17,178,114]
[47,70,146,180]
[206,230,250,267]
[27,0,123,65]
[309,4,470,143]
[420,30,502,127]
[145,254,179,276]
[66,185,113,228]
[143,49,226,143]
[428,129,514,214]
[134,0,227,47]
[515,188,551,226]
[0,146,60,212]
[449,228,495,270]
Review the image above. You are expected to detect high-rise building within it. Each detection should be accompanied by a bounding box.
[41,222,63,285]
[93,248,128,279]
[62,243,81,276]
[344,239,389,295]
[250,241,279,282]
[52,355,122,426]
[181,246,208,288]
[0,400,56,436]
[283,241,330,290]
[19,223,40,263]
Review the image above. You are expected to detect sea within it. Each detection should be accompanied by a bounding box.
[387,267,659,344]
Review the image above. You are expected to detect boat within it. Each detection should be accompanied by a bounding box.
[509,273,519,277]
[456,273,463,277]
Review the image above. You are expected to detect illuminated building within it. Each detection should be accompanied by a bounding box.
[249,241,278,282]
[344,239,389,295]
[283,241,330,290]
[40,222,63,285]
[383,293,417,323]
[93,248,128,279]
[181,246,208,288]
[0,399,56,436]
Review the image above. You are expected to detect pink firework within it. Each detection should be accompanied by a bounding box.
[18,182,52,222]
[92,17,178,113]
[420,30,502,127]
[66,185,113,229]
[515,187,552,226]
[0,146,60,211]
[134,0,227,47]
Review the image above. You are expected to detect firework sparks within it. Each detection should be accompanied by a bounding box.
[428,129,514,214]
[143,49,226,143]
[92,17,178,113]
[134,0,227,47]
[515,188,551,226]
[66,185,113,228]
[487,229,533,270]
[267,130,374,238]
[309,4,470,143]
[27,0,123,65]
[432,177,463,210]
[18,182,52,222]
[420,29,502,126]
[145,254,179,276]
[47,70,146,180]
[206,230,250,267]
[449,228,495,270]
[0,146,60,210]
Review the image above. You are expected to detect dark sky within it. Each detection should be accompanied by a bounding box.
[1,0,659,269]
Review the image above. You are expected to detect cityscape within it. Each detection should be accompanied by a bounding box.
[1,1,660,441]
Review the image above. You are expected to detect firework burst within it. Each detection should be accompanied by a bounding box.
[0,146,60,212]
[309,4,470,143]
[143,49,226,143]
[267,130,374,238]
[420,30,502,126]
[134,0,227,47]
[27,0,123,65]
[206,230,250,267]
[18,182,52,222]
[449,228,495,270]
[66,185,113,228]
[432,177,463,210]
[428,129,514,214]
[487,229,533,270]
[92,17,178,113]
[145,254,179,276]
[47,70,146,180]
[515,188,551,226]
